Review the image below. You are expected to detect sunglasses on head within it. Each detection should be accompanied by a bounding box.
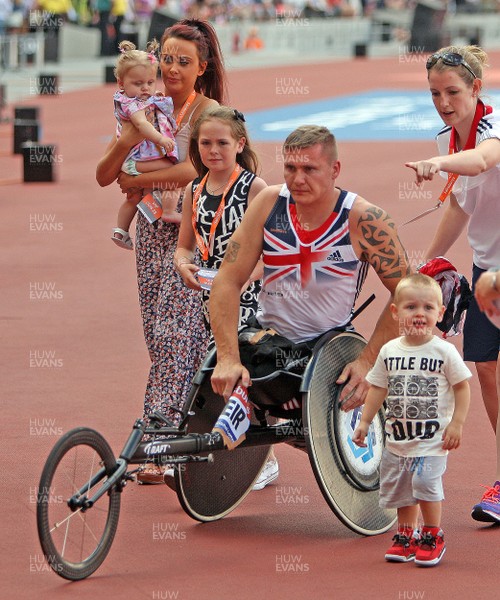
[426,52,477,79]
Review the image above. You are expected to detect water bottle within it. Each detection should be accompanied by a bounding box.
[212,385,251,450]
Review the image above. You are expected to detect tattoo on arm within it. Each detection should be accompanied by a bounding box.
[357,207,410,280]
[224,241,240,263]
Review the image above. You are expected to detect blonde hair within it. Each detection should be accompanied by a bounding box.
[189,106,260,176]
[394,273,443,305]
[428,45,489,86]
[114,39,160,81]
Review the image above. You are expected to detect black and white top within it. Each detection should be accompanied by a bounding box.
[192,169,261,328]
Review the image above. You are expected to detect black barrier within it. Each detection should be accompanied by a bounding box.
[468,27,481,46]
[409,3,446,53]
[43,28,60,63]
[15,106,40,121]
[148,10,178,44]
[354,44,367,58]
[13,119,40,154]
[0,85,6,121]
[105,65,116,84]
[38,74,60,95]
[125,31,139,48]
[381,22,392,43]
[22,143,57,182]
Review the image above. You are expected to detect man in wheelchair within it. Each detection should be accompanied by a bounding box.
[35,127,411,581]
[209,125,410,410]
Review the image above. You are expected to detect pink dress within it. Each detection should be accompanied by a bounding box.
[113,91,178,163]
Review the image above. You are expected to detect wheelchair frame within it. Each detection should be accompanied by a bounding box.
[36,330,396,581]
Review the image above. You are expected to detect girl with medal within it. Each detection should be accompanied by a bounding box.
[405,46,500,525]
[174,107,279,490]
[96,20,227,484]
[175,106,266,331]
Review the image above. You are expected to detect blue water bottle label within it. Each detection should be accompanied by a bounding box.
[212,385,251,450]
[197,268,218,291]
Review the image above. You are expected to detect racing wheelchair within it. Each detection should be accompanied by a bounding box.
[36,327,396,581]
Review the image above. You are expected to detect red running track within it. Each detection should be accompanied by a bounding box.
[1,52,499,600]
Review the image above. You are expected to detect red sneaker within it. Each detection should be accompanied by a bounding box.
[415,527,446,567]
[385,529,420,562]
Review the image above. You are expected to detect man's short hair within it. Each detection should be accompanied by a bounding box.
[283,125,337,162]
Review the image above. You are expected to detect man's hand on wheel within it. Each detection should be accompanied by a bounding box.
[336,356,371,411]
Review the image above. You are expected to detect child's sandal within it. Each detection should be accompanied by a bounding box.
[111,228,133,250]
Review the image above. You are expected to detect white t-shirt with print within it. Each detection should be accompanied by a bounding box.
[366,336,472,457]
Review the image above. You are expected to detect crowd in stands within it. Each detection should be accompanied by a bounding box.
[0,0,497,66]
[180,0,500,20]
[2,0,499,39]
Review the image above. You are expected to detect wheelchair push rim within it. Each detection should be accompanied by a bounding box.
[303,331,396,536]
[36,427,121,580]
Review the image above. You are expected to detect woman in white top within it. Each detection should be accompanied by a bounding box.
[405,45,500,523]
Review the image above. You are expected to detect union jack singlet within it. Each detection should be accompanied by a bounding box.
[257,184,368,343]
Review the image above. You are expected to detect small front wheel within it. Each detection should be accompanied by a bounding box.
[36,427,121,580]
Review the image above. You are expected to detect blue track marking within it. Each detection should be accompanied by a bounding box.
[246,90,500,142]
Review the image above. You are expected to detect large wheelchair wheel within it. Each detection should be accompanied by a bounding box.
[176,351,270,522]
[303,332,396,536]
[37,428,121,580]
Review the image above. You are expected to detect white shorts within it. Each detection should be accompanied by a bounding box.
[379,448,447,509]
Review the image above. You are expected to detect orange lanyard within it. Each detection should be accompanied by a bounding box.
[191,165,242,261]
[439,100,488,204]
[437,172,459,204]
[175,90,196,131]
[403,101,490,226]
